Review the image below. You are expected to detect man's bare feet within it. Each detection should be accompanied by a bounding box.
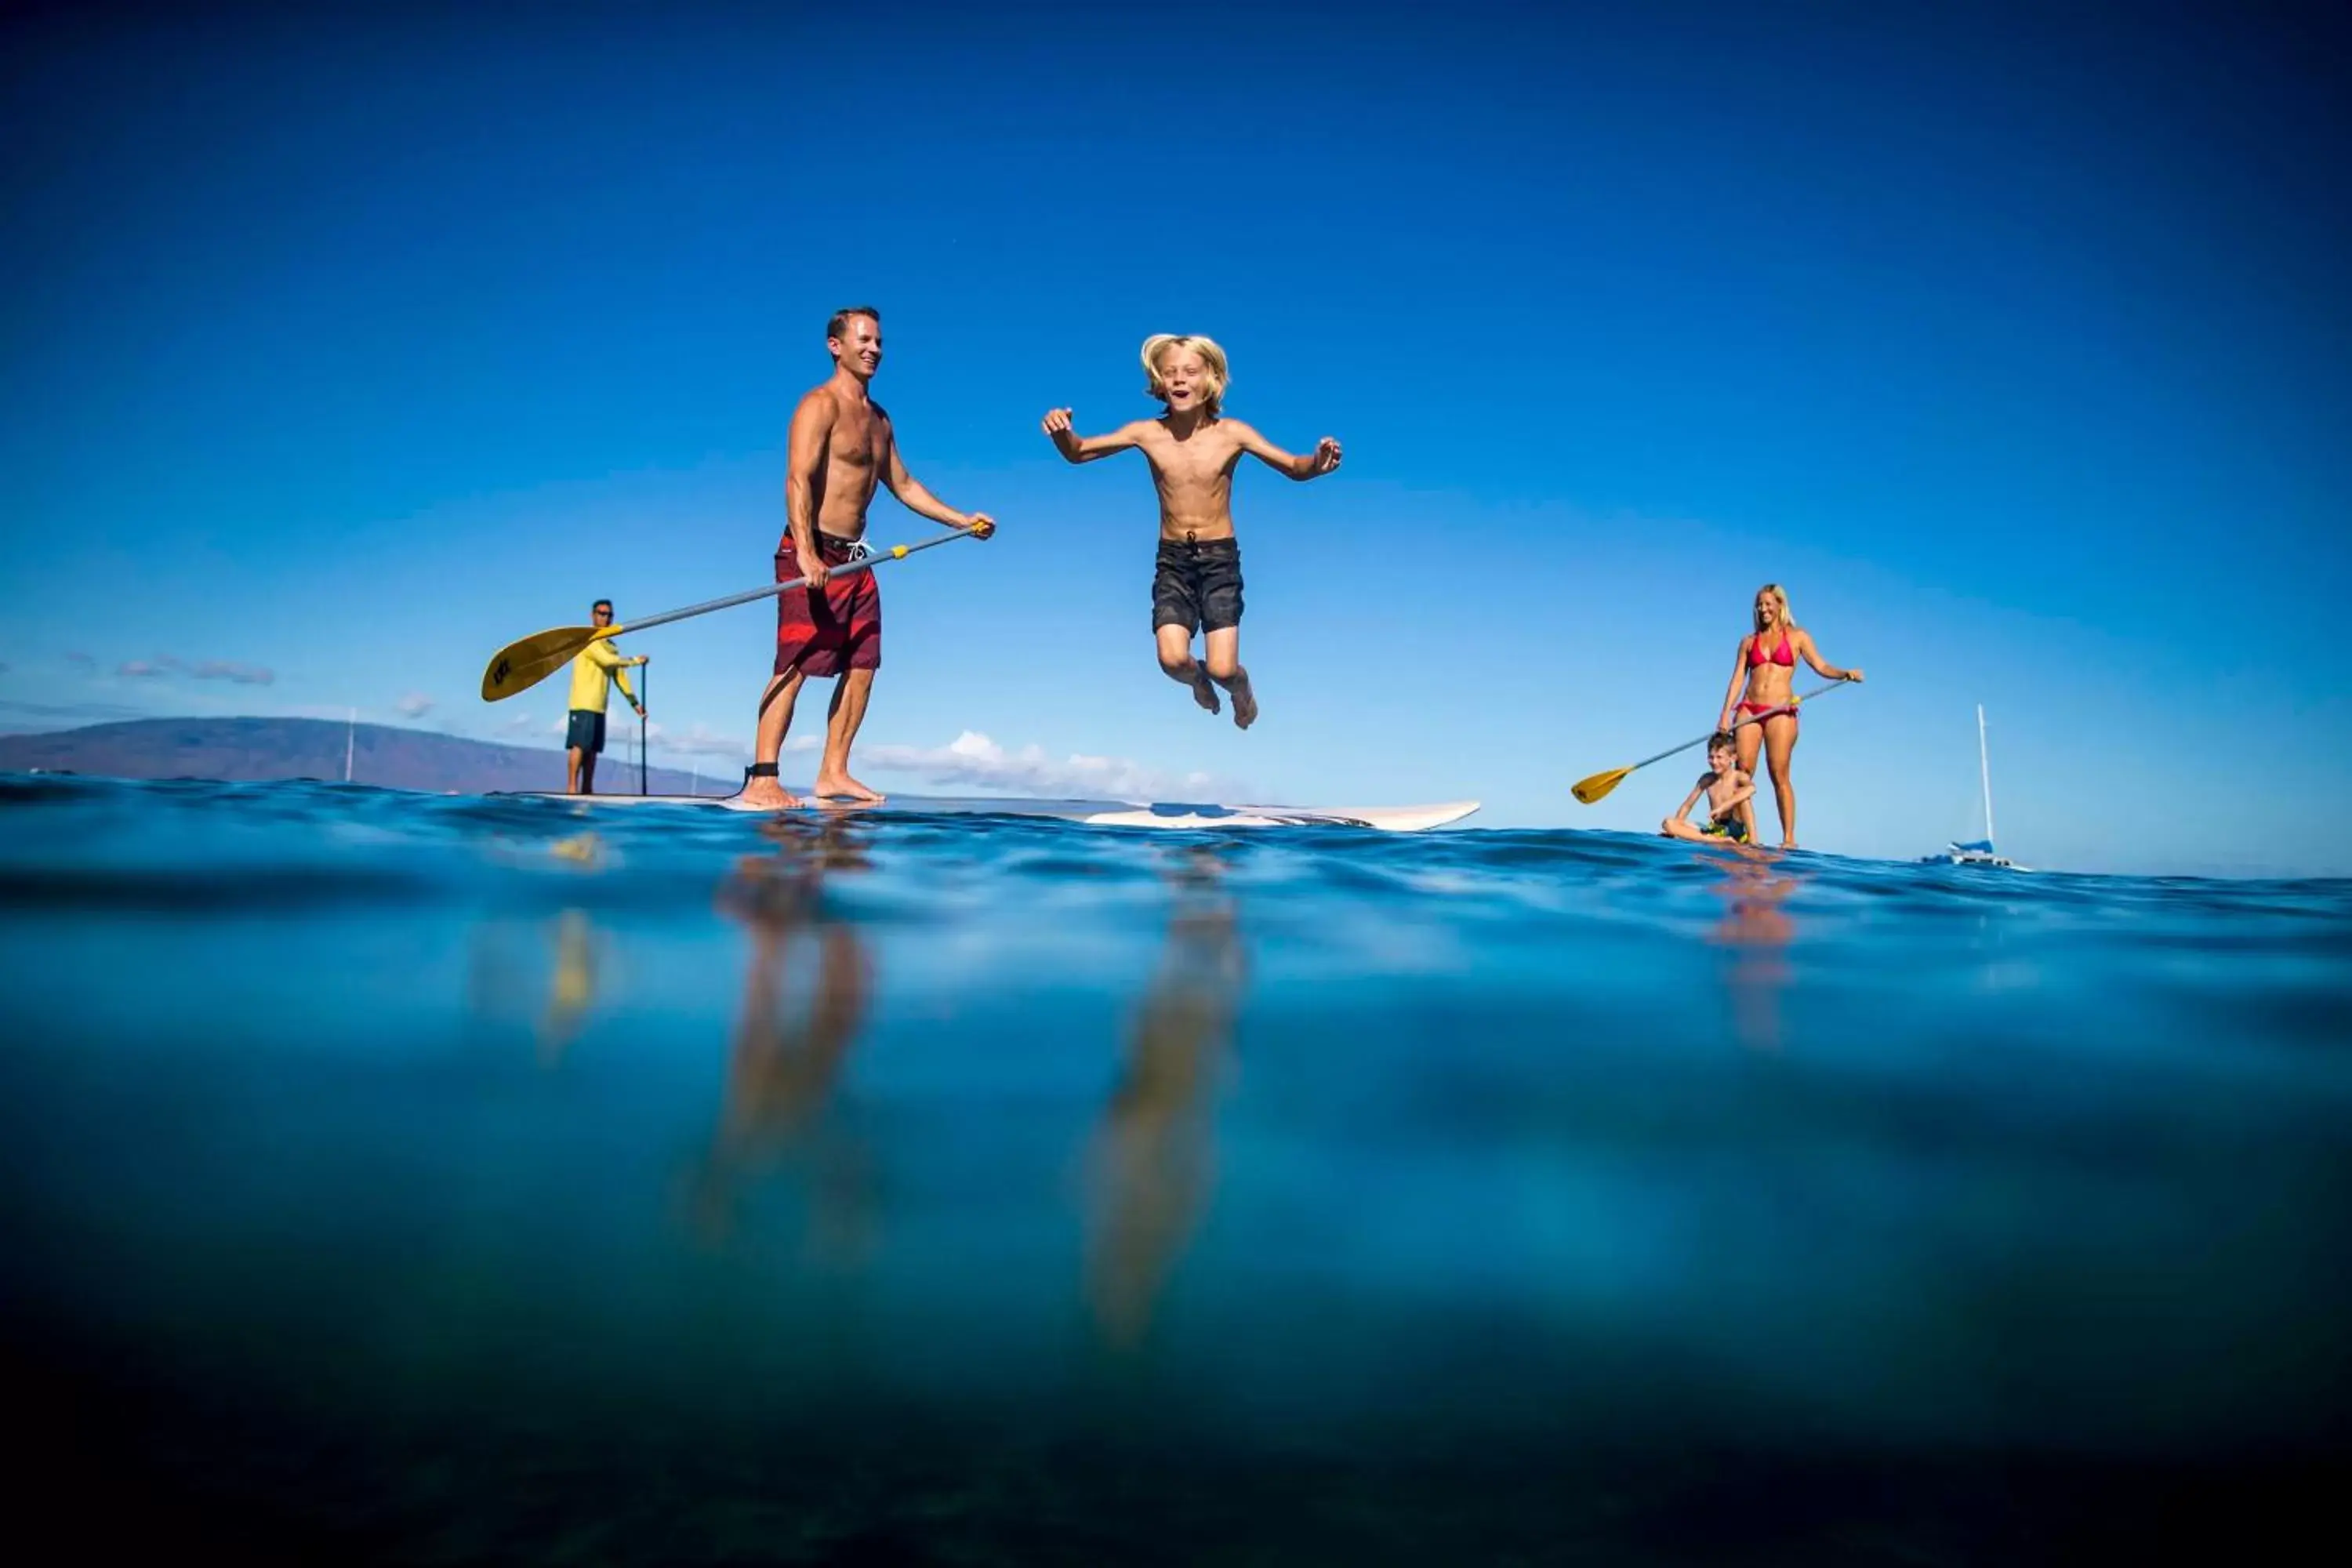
[1228,671,1258,731]
[1189,666,1221,715]
[735,775,801,810]
[811,772,886,804]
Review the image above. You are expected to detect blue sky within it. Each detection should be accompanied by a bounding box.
[3,2,2346,875]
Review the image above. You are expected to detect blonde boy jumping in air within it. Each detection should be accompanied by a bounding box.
[1042,335,1341,729]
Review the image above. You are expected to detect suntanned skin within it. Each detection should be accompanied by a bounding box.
[1043,345,1338,730]
[1661,744,1759,844]
[736,313,996,810]
[1716,591,1864,848]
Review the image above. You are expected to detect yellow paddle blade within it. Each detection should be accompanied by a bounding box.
[1570,766,1632,805]
[480,626,621,702]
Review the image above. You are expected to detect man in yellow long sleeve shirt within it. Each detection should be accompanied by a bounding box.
[566,599,646,794]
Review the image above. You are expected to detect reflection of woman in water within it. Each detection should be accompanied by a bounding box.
[1708,855,1797,1051]
[689,818,876,1261]
[1084,846,1246,1348]
[1715,583,1863,850]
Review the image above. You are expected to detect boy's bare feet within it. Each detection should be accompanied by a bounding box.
[1189,666,1221,715]
[1228,670,1258,731]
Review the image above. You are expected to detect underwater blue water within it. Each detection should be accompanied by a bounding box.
[3,773,2347,1560]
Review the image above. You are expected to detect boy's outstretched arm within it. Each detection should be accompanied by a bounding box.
[1041,409,1145,464]
[1229,421,1341,481]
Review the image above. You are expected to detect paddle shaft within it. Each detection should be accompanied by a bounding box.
[479,524,985,703]
[637,663,648,796]
[610,525,980,641]
[1623,680,1853,775]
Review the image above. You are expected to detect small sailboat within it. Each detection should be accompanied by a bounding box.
[1924,705,2024,870]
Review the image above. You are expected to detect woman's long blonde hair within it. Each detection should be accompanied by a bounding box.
[1141,333,1229,416]
[1752,583,1792,633]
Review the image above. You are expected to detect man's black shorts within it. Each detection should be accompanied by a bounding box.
[1151,537,1244,634]
[565,709,607,755]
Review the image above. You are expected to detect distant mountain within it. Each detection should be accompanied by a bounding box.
[0,717,739,796]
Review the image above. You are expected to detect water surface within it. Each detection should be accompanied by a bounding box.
[4,774,2347,1562]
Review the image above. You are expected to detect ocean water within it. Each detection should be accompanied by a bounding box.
[3,772,2347,1563]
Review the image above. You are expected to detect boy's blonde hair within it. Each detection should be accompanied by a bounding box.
[1752,583,1792,633]
[1141,333,1229,415]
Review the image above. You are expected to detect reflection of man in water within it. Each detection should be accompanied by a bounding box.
[689,816,877,1262]
[459,834,614,1058]
[1084,844,1247,1348]
[536,835,611,1065]
[540,908,604,1067]
[1708,853,1798,1052]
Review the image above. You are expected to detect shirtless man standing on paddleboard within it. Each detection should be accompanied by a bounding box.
[735,306,996,810]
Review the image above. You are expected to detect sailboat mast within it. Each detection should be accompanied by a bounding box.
[346,707,356,783]
[1977,703,1994,844]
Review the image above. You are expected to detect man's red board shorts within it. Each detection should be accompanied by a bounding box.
[775,533,880,677]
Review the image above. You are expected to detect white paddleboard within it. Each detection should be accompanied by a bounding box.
[493,792,1480,832]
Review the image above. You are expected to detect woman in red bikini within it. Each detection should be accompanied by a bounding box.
[1715,583,1864,849]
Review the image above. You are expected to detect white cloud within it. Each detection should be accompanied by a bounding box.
[112,655,274,685]
[638,722,818,760]
[644,720,751,760]
[396,692,435,718]
[862,730,1238,801]
[477,712,817,759]
[191,659,275,686]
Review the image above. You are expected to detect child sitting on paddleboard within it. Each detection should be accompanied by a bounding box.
[1662,733,1757,845]
[1041,334,1341,729]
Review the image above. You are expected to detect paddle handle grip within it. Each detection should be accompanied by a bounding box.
[616,525,982,638]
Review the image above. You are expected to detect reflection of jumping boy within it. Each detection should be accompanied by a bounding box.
[1085,846,1244,1348]
[1661,732,1756,845]
[1042,334,1341,731]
